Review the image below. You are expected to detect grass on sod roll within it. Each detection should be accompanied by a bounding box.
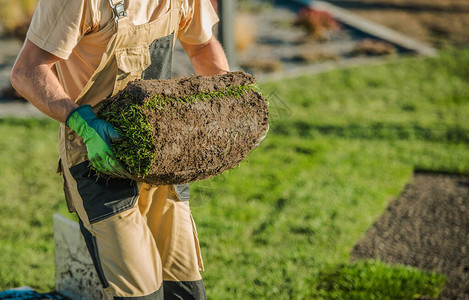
[0,48,468,297]
[98,84,260,177]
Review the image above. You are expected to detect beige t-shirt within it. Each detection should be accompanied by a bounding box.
[27,0,219,100]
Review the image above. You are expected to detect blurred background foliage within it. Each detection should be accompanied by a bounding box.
[0,0,37,40]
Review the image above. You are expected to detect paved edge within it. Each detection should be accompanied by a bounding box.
[0,101,45,118]
[311,1,438,57]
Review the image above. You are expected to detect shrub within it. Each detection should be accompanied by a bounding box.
[294,7,340,41]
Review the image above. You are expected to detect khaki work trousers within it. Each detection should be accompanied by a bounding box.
[64,161,205,299]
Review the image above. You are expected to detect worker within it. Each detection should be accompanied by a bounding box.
[10,0,229,299]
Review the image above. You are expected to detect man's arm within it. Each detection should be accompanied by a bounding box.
[10,39,78,123]
[11,39,125,175]
[180,35,230,76]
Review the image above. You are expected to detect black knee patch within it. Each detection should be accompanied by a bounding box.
[70,161,138,223]
[163,280,206,300]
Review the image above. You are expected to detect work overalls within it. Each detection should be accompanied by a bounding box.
[57,1,205,298]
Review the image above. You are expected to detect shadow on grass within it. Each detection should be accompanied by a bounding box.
[252,197,288,244]
[272,120,469,144]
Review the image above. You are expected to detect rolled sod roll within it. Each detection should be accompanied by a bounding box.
[97,71,269,185]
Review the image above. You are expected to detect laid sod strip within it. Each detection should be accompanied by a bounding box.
[309,261,446,299]
[98,71,269,184]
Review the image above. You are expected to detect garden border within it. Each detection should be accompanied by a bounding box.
[310,1,437,57]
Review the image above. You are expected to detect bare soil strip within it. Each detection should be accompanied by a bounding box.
[351,172,469,299]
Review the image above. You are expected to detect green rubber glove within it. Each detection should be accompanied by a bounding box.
[66,105,127,177]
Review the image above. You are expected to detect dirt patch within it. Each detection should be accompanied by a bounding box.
[98,71,269,185]
[351,172,469,299]
[328,0,469,47]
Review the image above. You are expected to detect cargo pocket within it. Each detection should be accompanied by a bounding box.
[113,45,151,94]
[190,214,204,272]
[163,200,205,280]
[69,161,139,224]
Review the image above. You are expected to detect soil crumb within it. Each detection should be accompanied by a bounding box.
[351,172,469,299]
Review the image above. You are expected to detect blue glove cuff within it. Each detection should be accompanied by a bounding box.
[65,105,94,127]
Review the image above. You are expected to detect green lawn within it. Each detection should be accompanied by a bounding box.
[2,49,469,298]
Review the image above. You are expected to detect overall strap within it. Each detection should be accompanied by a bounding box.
[109,0,127,23]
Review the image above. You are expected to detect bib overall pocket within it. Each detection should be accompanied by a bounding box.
[113,45,151,94]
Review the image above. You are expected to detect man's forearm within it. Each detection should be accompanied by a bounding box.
[11,39,77,123]
[181,36,230,76]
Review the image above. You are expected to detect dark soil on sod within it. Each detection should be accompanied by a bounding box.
[98,72,269,185]
[351,172,469,299]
